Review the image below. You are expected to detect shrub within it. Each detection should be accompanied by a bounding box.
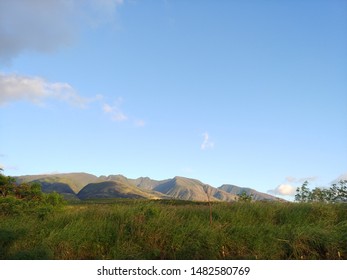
[0,173,65,218]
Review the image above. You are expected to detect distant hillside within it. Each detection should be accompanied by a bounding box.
[152,176,213,201]
[148,176,238,202]
[16,172,99,194]
[77,180,166,200]
[219,184,283,201]
[16,173,281,202]
[131,177,170,190]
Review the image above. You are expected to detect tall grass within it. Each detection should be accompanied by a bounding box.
[0,200,346,259]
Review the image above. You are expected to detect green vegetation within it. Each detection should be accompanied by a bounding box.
[237,191,253,202]
[295,180,347,203]
[1,200,346,259]
[0,171,66,218]
[1,172,346,260]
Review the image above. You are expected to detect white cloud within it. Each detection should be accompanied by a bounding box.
[102,102,127,122]
[268,175,318,197]
[0,72,145,125]
[102,98,147,125]
[0,73,92,107]
[269,184,297,196]
[0,0,124,63]
[201,132,214,150]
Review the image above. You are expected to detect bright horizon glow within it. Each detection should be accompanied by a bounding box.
[1,0,346,199]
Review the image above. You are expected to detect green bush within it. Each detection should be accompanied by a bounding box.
[0,196,24,215]
[44,192,66,207]
[0,173,65,219]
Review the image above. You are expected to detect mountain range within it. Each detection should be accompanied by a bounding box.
[15,172,282,202]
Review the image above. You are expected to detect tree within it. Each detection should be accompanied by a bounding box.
[44,191,65,206]
[13,182,43,201]
[295,180,347,203]
[295,181,310,202]
[310,187,326,202]
[0,172,15,197]
[331,180,347,203]
[238,191,253,202]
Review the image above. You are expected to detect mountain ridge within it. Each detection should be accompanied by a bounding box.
[15,172,283,202]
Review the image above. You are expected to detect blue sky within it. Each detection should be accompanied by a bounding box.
[1,0,346,198]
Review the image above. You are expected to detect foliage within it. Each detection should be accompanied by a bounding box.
[0,172,66,217]
[295,181,310,202]
[238,191,253,202]
[295,180,347,203]
[0,199,346,260]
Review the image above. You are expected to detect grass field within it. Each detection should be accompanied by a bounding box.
[0,199,346,260]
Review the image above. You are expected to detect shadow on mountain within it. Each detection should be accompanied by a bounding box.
[77,181,160,200]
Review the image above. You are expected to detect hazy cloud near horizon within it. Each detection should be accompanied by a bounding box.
[268,176,316,196]
[268,173,347,196]
[0,0,124,63]
[268,184,297,196]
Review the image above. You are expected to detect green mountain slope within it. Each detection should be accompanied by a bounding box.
[152,176,239,202]
[77,180,165,200]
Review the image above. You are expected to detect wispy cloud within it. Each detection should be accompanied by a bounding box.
[285,176,318,183]
[0,0,124,64]
[0,72,93,107]
[102,98,147,126]
[102,101,128,122]
[201,132,214,150]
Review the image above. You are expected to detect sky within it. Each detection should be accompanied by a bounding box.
[1,0,347,199]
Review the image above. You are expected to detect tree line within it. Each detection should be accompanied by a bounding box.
[295,180,347,203]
